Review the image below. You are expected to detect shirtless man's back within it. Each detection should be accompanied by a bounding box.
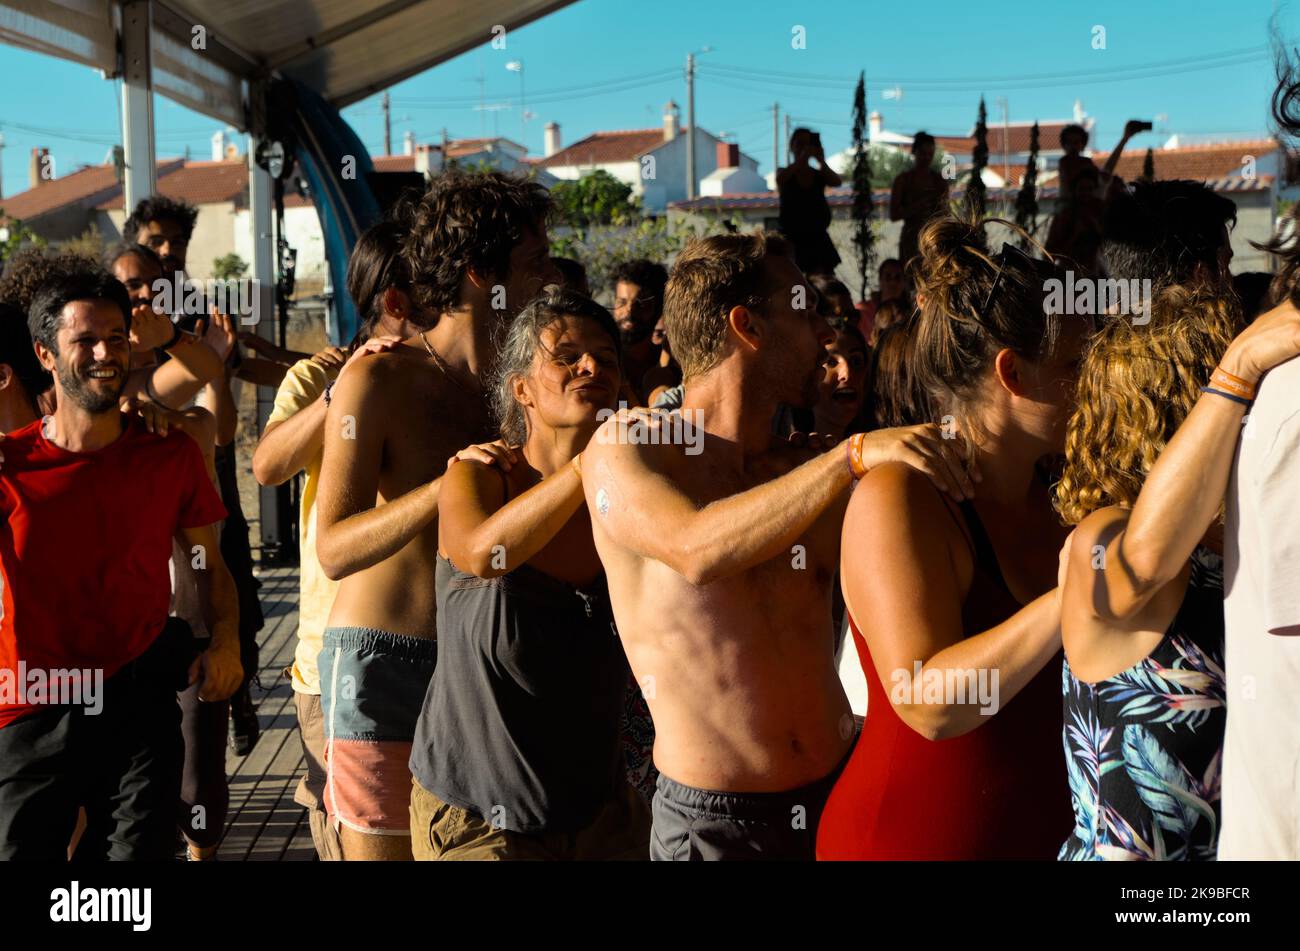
[583,232,969,860]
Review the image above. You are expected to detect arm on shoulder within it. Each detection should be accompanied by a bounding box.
[583,413,850,586]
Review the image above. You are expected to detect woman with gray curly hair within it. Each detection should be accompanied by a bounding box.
[407,287,651,860]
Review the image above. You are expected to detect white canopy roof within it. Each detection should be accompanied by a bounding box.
[0,0,577,127]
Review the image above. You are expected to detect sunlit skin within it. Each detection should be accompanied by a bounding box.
[37,299,132,417]
[841,314,1088,744]
[440,314,622,588]
[110,253,167,360]
[315,223,559,861]
[514,316,622,440]
[813,330,869,437]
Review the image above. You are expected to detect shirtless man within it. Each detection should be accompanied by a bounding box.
[314,172,558,860]
[582,232,970,860]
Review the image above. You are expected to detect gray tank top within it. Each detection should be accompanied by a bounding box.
[410,555,629,834]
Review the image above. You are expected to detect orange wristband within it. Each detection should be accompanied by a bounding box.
[1210,366,1256,401]
[845,433,869,480]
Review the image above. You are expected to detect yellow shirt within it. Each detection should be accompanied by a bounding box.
[267,358,338,695]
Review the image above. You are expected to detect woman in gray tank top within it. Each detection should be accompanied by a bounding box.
[409,288,651,860]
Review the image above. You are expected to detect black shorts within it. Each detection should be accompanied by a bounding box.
[0,626,190,861]
[649,745,853,862]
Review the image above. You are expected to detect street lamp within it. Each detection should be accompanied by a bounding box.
[506,60,525,148]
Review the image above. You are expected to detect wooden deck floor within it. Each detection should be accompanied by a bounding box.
[218,565,316,861]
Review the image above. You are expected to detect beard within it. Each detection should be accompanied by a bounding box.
[619,320,654,348]
[58,361,125,414]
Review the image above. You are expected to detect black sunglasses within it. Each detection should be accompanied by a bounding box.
[976,243,1056,325]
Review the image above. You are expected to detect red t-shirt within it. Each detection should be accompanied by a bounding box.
[0,415,226,728]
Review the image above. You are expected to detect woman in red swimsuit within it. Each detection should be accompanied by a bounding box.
[818,219,1082,860]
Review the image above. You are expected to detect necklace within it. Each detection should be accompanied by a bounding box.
[420,332,475,396]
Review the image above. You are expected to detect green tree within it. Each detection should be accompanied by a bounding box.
[0,213,46,268]
[550,170,640,232]
[1014,121,1041,245]
[966,97,989,221]
[213,253,249,280]
[849,72,875,300]
[551,216,695,296]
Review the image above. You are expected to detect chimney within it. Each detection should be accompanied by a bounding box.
[29,147,50,187]
[869,111,882,143]
[716,141,739,168]
[1073,99,1086,124]
[211,130,227,162]
[663,101,680,142]
[544,122,561,158]
[404,130,416,156]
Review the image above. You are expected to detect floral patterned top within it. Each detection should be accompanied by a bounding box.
[1060,546,1226,861]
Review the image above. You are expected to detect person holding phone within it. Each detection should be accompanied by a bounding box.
[777,127,843,278]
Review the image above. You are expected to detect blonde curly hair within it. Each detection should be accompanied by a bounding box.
[1054,285,1242,526]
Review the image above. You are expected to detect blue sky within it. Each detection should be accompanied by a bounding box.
[0,0,1296,200]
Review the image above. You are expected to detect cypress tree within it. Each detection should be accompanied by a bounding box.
[967,96,989,220]
[849,72,875,301]
[1014,121,1040,244]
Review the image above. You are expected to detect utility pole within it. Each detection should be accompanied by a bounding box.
[772,103,780,175]
[997,96,1010,210]
[686,53,697,200]
[441,127,450,172]
[0,132,5,200]
[784,114,791,164]
[382,91,392,155]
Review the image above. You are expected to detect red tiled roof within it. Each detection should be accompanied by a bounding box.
[1,158,184,222]
[935,121,1082,157]
[3,151,428,223]
[97,159,249,210]
[535,128,669,168]
[1094,139,1279,184]
[371,154,416,172]
[446,137,525,157]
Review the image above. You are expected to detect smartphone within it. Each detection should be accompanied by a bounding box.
[1134,120,1154,133]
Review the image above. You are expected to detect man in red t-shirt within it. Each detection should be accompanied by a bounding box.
[0,266,241,860]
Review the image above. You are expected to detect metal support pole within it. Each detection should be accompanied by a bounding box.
[686,53,696,201]
[249,136,283,554]
[120,0,157,213]
[772,102,779,176]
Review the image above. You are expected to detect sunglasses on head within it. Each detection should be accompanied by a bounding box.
[976,243,1057,326]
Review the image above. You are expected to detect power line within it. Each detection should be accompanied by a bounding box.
[394,68,679,106]
[700,43,1273,88]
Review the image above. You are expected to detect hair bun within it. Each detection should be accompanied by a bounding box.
[914,216,989,292]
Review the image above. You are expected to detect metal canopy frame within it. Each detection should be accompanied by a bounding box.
[0,0,578,554]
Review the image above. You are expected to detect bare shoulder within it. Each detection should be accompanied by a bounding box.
[848,461,958,539]
[584,409,678,475]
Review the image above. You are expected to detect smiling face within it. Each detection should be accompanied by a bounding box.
[37,298,132,414]
[514,314,622,440]
[816,329,870,432]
